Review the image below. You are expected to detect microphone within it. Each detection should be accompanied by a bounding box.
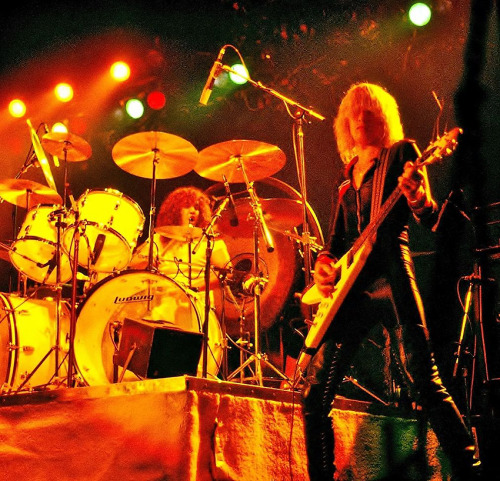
[90,233,106,266]
[199,46,226,106]
[222,175,238,227]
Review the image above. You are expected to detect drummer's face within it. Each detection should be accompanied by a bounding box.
[180,206,199,226]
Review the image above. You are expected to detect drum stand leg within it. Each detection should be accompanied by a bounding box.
[13,345,68,394]
[13,212,69,393]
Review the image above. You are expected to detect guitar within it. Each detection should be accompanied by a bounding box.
[297,127,462,373]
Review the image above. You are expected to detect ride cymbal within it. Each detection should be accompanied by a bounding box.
[111,131,199,179]
[42,132,92,162]
[195,139,286,183]
[0,178,62,208]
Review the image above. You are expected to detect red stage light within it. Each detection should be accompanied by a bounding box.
[147,91,166,110]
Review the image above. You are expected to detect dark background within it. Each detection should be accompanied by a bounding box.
[0,1,499,401]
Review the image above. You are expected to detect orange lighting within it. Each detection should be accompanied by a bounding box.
[110,61,131,82]
[54,83,74,102]
[8,99,27,118]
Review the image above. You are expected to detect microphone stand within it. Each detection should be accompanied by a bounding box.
[192,196,229,378]
[220,62,325,382]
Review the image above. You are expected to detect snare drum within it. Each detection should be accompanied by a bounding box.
[74,270,223,386]
[10,204,72,285]
[0,293,70,392]
[63,188,145,273]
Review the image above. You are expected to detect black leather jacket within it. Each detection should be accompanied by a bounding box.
[325,139,438,282]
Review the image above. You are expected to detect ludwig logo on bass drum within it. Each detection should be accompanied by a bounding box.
[114,294,154,304]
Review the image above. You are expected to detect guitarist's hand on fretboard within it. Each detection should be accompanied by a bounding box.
[398,160,433,210]
[313,256,339,298]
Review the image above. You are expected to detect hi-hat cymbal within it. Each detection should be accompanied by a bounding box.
[42,132,92,162]
[217,197,304,237]
[195,140,286,183]
[0,179,62,208]
[111,131,199,179]
[155,225,203,242]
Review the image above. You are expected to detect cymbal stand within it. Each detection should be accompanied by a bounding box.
[226,163,288,386]
[147,148,160,271]
[61,143,80,387]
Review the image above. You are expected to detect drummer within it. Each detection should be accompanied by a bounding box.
[128,186,232,292]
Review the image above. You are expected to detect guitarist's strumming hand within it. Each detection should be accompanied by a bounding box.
[313,254,338,298]
[398,161,434,212]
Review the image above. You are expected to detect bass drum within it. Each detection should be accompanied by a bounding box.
[0,293,70,392]
[206,177,324,338]
[74,270,223,386]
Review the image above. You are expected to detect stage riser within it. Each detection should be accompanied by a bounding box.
[0,377,449,481]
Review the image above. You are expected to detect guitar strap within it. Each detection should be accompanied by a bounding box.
[370,147,390,220]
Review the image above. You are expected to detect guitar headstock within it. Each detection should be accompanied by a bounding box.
[421,127,462,166]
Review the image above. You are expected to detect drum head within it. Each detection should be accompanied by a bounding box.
[74,270,222,386]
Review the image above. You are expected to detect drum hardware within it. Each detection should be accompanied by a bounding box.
[111,131,199,272]
[192,189,234,378]
[206,56,325,386]
[73,270,223,385]
[208,159,287,385]
[0,293,70,394]
[62,189,145,273]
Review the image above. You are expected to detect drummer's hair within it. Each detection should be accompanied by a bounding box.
[334,82,404,164]
[157,186,212,227]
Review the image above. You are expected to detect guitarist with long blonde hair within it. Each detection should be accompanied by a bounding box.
[301,82,481,480]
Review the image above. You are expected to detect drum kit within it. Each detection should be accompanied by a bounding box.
[0,127,323,393]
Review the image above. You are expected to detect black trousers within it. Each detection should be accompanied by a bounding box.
[301,251,478,480]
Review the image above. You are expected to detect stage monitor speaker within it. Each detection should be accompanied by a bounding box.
[116,318,203,379]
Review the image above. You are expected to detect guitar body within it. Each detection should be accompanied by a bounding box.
[297,240,373,373]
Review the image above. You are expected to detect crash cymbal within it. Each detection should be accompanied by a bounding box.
[195,140,286,183]
[111,131,199,179]
[41,132,92,162]
[155,225,203,242]
[0,179,62,208]
[217,197,304,237]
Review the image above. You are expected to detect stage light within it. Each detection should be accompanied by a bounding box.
[229,64,249,85]
[147,91,166,110]
[52,122,68,133]
[409,2,432,27]
[125,98,144,119]
[54,83,74,102]
[110,61,131,82]
[8,99,27,118]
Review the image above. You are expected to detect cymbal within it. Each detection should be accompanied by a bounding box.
[41,132,92,162]
[195,140,286,183]
[217,197,304,237]
[111,131,199,179]
[155,225,203,242]
[0,179,62,208]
